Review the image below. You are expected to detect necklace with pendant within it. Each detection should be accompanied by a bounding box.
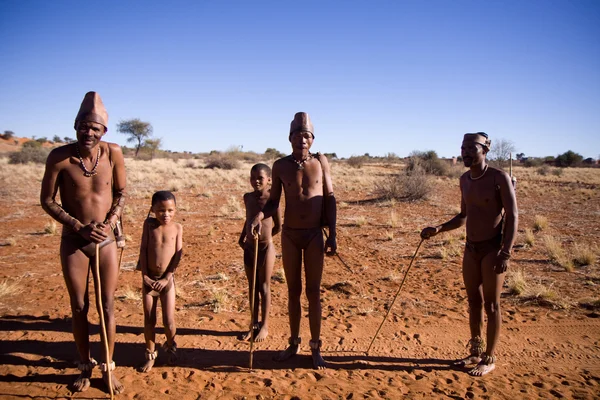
[470,164,488,180]
[76,145,101,177]
[292,153,312,170]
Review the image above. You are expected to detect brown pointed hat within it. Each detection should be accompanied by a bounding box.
[463,132,491,150]
[74,91,108,130]
[289,112,314,140]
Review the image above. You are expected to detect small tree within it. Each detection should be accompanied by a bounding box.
[555,150,583,167]
[63,136,74,143]
[52,135,63,143]
[488,138,516,164]
[265,147,286,159]
[2,130,15,140]
[144,138,162,160]
[116,118,153,157]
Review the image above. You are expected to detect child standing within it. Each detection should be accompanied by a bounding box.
[238,164,281,342]
[139,191,183,372]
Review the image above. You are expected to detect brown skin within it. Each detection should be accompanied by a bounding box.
[250,130,337,370]
[139,198,183,372]
[40,120,126,393]
[238,169,281,342]
[421,137,518,376]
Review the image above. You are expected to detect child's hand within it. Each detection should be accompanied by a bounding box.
[153,277,170,292]
[143,275,155,288]
[325,234,337,256]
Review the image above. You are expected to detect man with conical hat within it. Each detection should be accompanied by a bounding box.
[41,92,126,393]
[250,112,337,369]
[421,132,518,376]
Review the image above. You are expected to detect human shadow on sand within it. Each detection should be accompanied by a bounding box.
[0,314,239,337]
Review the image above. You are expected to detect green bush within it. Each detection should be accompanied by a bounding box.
[555,150,582,167]
[9,147,50,164]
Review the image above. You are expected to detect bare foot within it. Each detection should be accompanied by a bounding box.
[273,338,300,362]
[468,361,496,376]
[468,353,496,376]
[453,354,482,367]
[102,371,125,394]
[254,324,269,342]
[139,349,157,373]
[309,340,327,370]
[164,341,178,364]
[238,324,260,341]
[72,369,92,392]
[72,359,96,392]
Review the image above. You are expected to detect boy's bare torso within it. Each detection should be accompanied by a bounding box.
[50,143,115,231]
[245,191,273,244]
[146,219,181,278]
[461,167,506,242]
[275,156,324,229]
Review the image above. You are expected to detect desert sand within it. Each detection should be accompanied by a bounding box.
[0,150,599,399]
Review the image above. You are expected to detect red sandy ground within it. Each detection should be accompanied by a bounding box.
[0,151,599,399]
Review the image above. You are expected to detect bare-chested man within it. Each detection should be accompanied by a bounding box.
[421,132,518,376]
[250,112,337,369]
[40,92,126,393]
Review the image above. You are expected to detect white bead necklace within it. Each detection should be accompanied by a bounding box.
[470,164,488,180]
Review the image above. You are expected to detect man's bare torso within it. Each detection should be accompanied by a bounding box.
[461,167,506,242]
[274,155,324,229]
[146,219,180,278]
[53,142,116,232]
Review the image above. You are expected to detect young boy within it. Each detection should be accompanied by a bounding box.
[139,191,183,372]
[238,163,282,342]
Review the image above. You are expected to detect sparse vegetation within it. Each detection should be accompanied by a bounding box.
[0,279,21,298]
[374,165,431,201]
[524,228,535,247]
[542,235,574,271]
[572,243,596,266]
[533,215,548,232]
[44,221,57,235]
[205,153,241,170]
[9,147,50,164]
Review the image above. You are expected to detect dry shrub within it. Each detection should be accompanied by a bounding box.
[533,215,548,232]
[536,165,550,176]
[9,147,50,164]
[272,268,286,283]
[347,155,367,168]
[388,210,398,228]
[115,286,142,302]
[0,279,22,298]
[205,154,241,170]
[44,221,57,235]
[506,269,571,309]
[507,268,527,295]
[407,151,449,177]
[375,166,431,201]
[0,237,17,246]
[552,168,564,177]
[524,228,535,247]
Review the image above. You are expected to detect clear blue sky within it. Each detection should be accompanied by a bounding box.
[1,1,599,159]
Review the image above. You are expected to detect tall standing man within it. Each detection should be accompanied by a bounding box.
[421,132,518,376]
[250,112,337,369]
[41,92,126,393]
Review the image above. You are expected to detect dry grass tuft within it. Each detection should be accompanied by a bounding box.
[388,210,399,228]
[506,269,571,309]
[384,230,394,241]
[44,221,58,235]
[524,228,535,247]
[533,215,548,232]
[572,243,596,266]
[272,268,286,283]
[115,286,142,302]
[542,235,573,271]
[206,272,230,282]
[0,237,17,246]
[0,280,22,298]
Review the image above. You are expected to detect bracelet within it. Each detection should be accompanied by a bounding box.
[499,250,511,259]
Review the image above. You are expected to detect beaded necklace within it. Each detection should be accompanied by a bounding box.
[470,164,488,181]
[76,145,101,177]
[292,152,313,170]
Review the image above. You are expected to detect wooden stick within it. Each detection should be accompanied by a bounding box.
[249,234,259,370]
[365,238,424,355]
[94,244,114,399]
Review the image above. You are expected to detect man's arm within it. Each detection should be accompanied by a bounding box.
[421,178,467,239]
[105,143,126,228]
[40,148,84,232]
[272,207,282,236]
[139,219,154,287]
[320,154,337,255]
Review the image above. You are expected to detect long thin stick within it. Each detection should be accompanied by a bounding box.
[322,228,354,274]
[94,244,114,399]
[117,248,124,270]
[248,234,259,370]
[365,238,424,355]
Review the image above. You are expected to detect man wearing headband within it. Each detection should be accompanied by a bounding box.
[40,92,126,393]
[249,112,337,369]
[420,132,518,376]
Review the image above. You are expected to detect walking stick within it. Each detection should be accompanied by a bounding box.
[94,244,114,399]
[248,234,259,370]
[365,238,424,355]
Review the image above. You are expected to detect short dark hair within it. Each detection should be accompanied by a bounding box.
[151,190,176,206]
[250,163,271,177]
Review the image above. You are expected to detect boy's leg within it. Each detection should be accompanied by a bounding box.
[304,230,326,369]
[256,243,274,342]
[60,240,93,392]
[469,251,506,376]
[274,230,303,361]
[455,249,485,367]
[160,282,178,363]
[97,243,124,393]
[140,289,158,372]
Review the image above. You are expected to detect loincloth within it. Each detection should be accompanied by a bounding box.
[244,241,272,269]
[464,233,502,264]
[143,274,175,297]
[282,225,324,252]
[61,228,115,258]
